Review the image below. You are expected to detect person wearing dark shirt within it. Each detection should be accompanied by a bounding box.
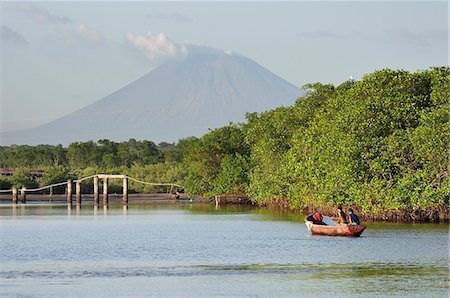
[348,208,361,225]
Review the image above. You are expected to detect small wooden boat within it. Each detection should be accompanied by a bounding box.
[305,216,366,237]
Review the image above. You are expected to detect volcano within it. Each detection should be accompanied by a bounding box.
[1,46,301,145]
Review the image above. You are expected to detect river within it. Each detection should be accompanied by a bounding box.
[0,201,448,297]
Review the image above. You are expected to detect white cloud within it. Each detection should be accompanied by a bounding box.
[17,2,71,24]
[125,32,188,64]
[64,24,104,45]
[76,25,101,41]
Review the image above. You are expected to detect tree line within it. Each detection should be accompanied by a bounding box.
[0,139,188,192]
[0,67,448,215]
[181,67,449,213]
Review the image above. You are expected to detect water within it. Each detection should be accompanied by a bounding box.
[0,202,448,297]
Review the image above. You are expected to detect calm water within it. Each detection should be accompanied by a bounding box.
[0,201,448,297]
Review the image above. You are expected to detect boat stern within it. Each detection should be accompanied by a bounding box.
[305,221,314,231]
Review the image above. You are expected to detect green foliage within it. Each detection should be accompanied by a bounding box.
[284,68,449,211]
[182,124,249,197]
[0,144,67,168]
[161,138,192,163]
[0,176,12,189]
[245,106,300,202]
[124,162,185,193]
[181,67,449,212]
[66,139,163,168]
[39,166,73,187]
[0,139,182,193]
[8,169,39,188]
[211,153,249,196]
[0,67,447,214]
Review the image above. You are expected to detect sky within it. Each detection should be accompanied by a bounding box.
[1,1,448,132]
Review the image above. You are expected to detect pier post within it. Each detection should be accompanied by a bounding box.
[49,186,53,202]
[93,176,99,205]
[67,179,72,205]
[12,187,17,204]
[76,180,81,205]
[103,177,108,205]
[20,187,26,204]
[122,176,128,205]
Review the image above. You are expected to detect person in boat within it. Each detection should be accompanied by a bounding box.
[348,208,360,225]
[306,212,327,225]
[336,205,348,224]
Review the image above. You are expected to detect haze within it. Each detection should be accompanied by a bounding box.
[1,1,448,133]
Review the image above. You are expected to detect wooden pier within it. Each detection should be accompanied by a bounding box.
[1,174,181,206]
[65,175,130,206]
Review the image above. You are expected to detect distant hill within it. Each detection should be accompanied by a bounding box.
[0,46,302,145]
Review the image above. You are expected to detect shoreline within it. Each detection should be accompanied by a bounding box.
[256,197,449,224]
[0,193,190,203]
[0,193,448,223]
[198,195,449,224]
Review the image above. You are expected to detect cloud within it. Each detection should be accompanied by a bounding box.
[17,2,71,24]
[64,24,104,45]
[146,12,193,23]
[125,32,188,64]
[75,24,101,42]
[297,30,344,39]
[2,25,28,46]
[384,28,448,47]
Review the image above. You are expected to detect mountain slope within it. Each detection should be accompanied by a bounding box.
[1,46,302,145]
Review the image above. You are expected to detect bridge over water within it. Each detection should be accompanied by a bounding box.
[0,174,182,206]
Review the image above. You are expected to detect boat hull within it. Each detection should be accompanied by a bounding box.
[306,222,366,237]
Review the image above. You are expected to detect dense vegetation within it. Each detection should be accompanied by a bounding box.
[1,67,448,218]
[0,139,188,192]
[181,67,449,214]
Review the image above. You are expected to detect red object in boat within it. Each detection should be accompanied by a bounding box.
[305,221,366,237]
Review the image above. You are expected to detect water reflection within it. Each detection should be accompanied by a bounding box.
[0,202,448,298]
[2,261,446,280]
[22,204,27,215]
